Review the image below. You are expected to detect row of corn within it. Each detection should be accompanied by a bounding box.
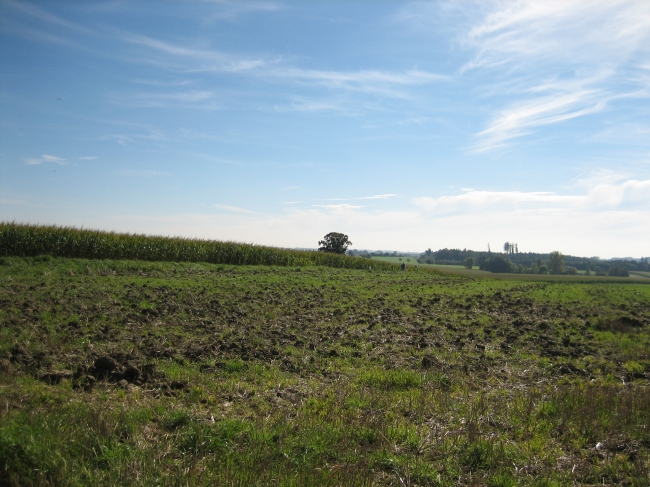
[0,222,396,271]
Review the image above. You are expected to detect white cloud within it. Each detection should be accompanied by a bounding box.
[78,156,97,160]
[414,177,650,216]
[320,194,399,202]
[584,179,650,209]
[114,169,162,177]
[279,98,349,114]
[214,204,254,214]
[24,154,67,165]
[413,190,579,216]
[312,204,363,211]
[0,199,24,205]
[357,194,399,200]
[461,0,650,150]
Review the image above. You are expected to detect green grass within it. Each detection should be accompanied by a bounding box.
[429,264,649,282]
[370,256,421,265]
[631,271,650,279]
[1,253,649,485]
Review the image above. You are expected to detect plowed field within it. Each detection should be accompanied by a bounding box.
[1,256,649,486]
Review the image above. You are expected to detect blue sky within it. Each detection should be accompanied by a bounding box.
[1,1,649,258]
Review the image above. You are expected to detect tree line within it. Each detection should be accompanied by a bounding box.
[416,245,646,276]
[320,233,646,277]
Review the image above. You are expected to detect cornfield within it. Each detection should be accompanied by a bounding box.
[0,222,396,270]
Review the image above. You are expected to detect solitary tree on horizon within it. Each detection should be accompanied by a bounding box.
[318,232,352,254]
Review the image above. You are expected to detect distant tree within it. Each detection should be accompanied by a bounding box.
[516,263,524,273]
[531,262,539,274]
[585,265,591,276]
[418,248,436,264]
[608,266,628,277]
[548,251,565,275]
[406,258,411,262]
[503,242,517,255]
[482,255,513,273]
[399,257,402,261]
[539,264,549,274]
[318,232,352,254]
[566,266,578,275]
[464,257,475,269]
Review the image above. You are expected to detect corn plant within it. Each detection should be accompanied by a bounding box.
[0,222,395,270]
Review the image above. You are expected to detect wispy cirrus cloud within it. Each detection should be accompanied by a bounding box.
[312,204,363,211]
[4,2,446,117]
[110,90,219,109]
[271,67,446,98]
[196,0,286,21]
[474,84,609,151]
[121,33,445,100]
[464,0,650,71]
[4,0,97,36]
[121,34,271,73]
[99,129,167,145]
[24,154,68,165]
[461,0,650,151]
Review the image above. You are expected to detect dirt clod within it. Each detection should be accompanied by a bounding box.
[40,370,73,384]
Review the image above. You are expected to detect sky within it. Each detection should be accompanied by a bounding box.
[1,0,649,258]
